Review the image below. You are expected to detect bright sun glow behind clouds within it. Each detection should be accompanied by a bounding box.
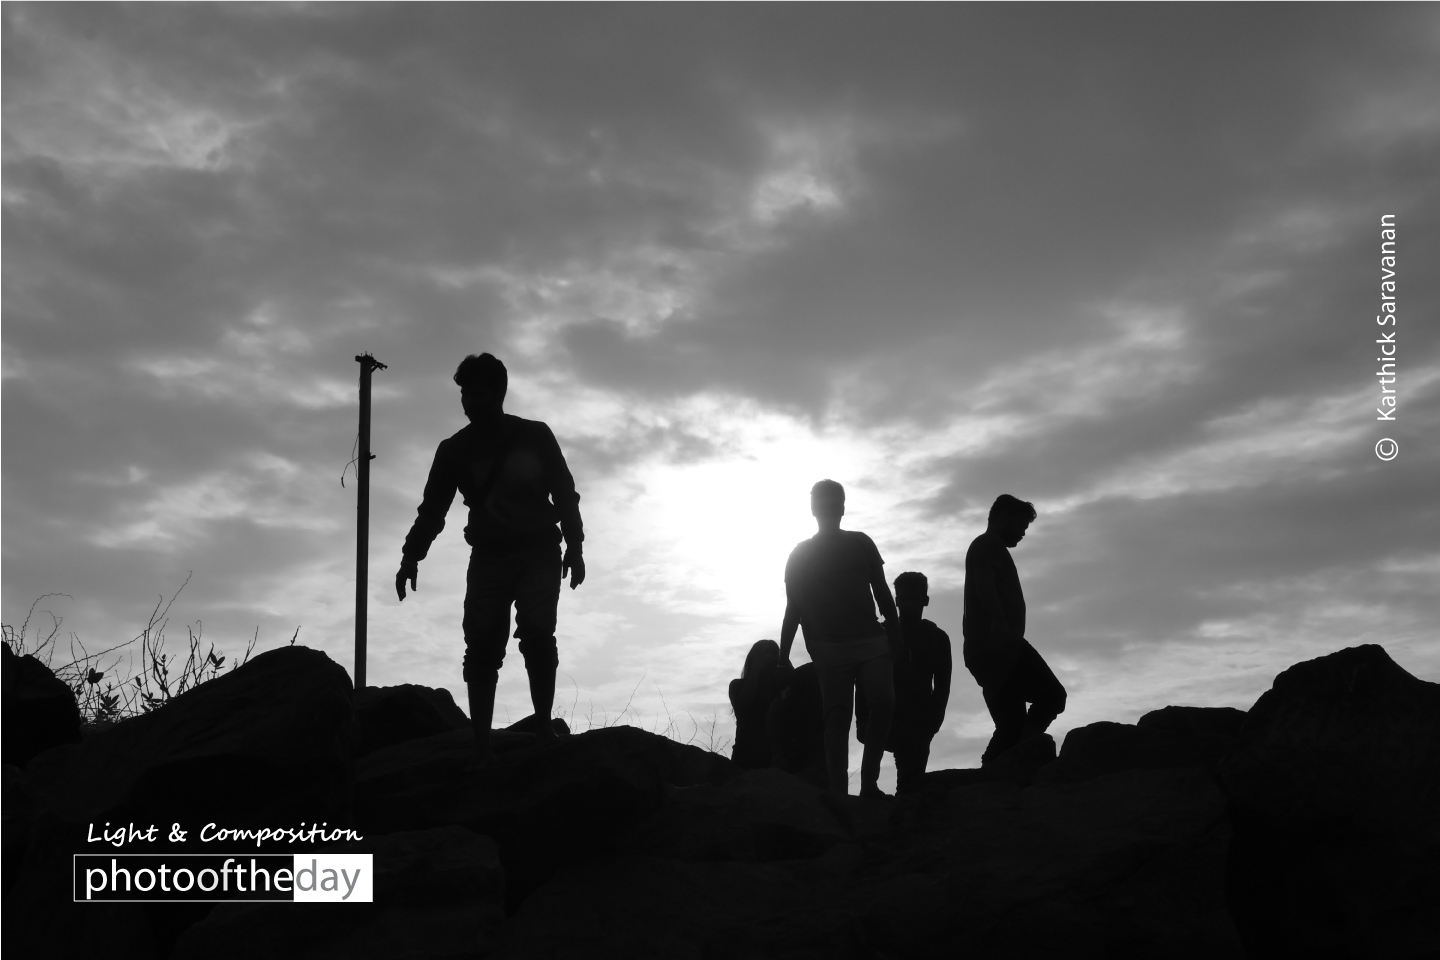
[616,409,875,625]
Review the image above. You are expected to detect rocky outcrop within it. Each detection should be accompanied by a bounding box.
[6,646,358,960]
[1035,705,1245,785]
[4,641,1434,960]
[1218,645,1440,960]
[354,682,469,756]
[2,644,81,767]
[504,713,571,736]
[24,645,357,827]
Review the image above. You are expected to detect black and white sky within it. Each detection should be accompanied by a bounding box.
[4,4,1438,779]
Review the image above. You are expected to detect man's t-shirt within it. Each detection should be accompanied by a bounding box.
[961,531,1025,687]
[784,530,885,644]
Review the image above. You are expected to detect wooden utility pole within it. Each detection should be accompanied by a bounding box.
[354,353,387,691]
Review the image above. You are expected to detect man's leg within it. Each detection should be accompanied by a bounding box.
[892,729,932,793]
[1013,639,1066,739]
[462,551,519,766]
[814,660,859,795]
[515,544,563,742]
[980,671,1027,765]
[855,655,894,797]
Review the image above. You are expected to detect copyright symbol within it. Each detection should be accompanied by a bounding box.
[1375,438,1398,461]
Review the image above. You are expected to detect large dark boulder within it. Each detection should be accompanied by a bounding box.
[1138,704,1246,742]
[353,723,736,911]
[1036,706,1246,785]
[172,826,505,959]
[2,643,81,767]
[504,767,1241,959]
[5,645,358,960]
[505,713,571,736]
[354,683,468,756]
[1218,644,1440,960]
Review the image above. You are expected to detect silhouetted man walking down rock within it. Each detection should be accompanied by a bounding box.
[857,571,952,792]
[780,480,898,798]
[396,353,585,767]
[963,494,1065,764]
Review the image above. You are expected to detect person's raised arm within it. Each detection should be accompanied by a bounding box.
[396,439,459,601]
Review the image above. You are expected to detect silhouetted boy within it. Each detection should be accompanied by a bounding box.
[780,480,898,798]
[396,353,585,767]
[963,494,1065,764]
[856,571,952,791]
[729,639,783,769]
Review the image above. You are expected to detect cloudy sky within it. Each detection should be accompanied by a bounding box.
[5,4,1438,786]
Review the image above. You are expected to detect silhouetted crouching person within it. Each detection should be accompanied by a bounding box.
[766,661,825,785]
[963,495,1065,764]
[780,480,898,798]
[857,572,952,792]
[729,639,783,769]
[396,353,585,767]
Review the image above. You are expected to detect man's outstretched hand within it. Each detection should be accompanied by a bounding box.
[563,548,586,590]
[396,559,418,601]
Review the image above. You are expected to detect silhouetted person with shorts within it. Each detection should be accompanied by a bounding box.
[396,353,585,767]
[729,639,783,769]
[856,571,952,791]
[780,480,898,798]
[963,494,1065,764]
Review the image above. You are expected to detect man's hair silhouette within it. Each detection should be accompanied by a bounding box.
[988,494,1036,525]
[453,353,508,399]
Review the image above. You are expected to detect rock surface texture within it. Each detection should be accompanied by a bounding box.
[3,641,1436,959]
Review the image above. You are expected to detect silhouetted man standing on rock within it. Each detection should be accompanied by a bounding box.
[963,495,1065,765]
[396,353,584,767]
[780,480,898,798]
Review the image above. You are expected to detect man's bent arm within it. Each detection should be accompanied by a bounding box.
[870,567,899,624]
[540,424,584,551]
[401,440,459,563]
[779,603,801,663]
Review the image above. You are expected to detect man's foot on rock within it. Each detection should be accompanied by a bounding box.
[859,783,893,801]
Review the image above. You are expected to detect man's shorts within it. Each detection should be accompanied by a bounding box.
[462,542,562,683]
